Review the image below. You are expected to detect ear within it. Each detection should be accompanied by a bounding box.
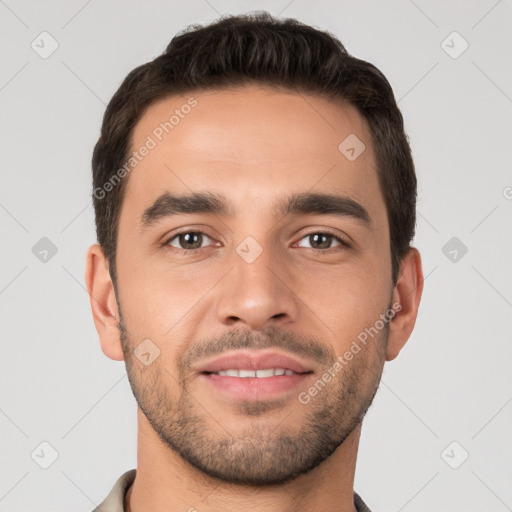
[85,244,125,361]
[386,247,424,361]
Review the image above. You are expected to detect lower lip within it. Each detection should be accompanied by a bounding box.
[200,372,313,400]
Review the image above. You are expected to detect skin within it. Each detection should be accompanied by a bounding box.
[86,84,423,512]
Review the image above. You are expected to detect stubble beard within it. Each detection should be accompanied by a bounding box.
[118,315,387,486]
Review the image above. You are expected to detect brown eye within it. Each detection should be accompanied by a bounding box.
[297,232,349,251]
[166,231,212,251]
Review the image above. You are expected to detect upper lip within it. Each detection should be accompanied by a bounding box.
[196,350,314,374]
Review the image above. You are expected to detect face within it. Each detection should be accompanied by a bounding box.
[113,85,394,485]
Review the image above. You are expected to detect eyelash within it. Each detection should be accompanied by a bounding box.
[162,229,351,255]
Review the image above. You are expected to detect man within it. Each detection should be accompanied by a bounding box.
[85,11,423,512]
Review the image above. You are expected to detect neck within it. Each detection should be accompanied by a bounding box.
[126,409,361,512]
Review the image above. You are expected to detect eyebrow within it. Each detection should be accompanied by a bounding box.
[140,191,372,230]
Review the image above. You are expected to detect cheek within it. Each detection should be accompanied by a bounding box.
[302,263,390,348]
[117,256,218,343]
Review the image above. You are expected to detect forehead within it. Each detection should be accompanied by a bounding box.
[121,85,384,230]
[130,85,370,165]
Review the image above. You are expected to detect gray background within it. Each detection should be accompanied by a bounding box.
[1,0,511,511]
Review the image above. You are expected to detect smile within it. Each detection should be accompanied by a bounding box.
[206,368,300,377]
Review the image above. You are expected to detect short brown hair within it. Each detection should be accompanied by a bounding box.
[92,11,417,288]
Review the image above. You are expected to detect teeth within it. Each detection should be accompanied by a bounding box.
[256,369,274,378]
[213,368,298,378]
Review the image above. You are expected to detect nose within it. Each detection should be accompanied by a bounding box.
[214,239,300,331]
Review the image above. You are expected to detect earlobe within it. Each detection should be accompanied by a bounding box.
[85,244,125,361]
[385,247,424,361]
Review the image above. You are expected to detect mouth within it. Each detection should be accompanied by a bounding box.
[196,349,314,374]
[195,350,315,400]
[202,368,307,377]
